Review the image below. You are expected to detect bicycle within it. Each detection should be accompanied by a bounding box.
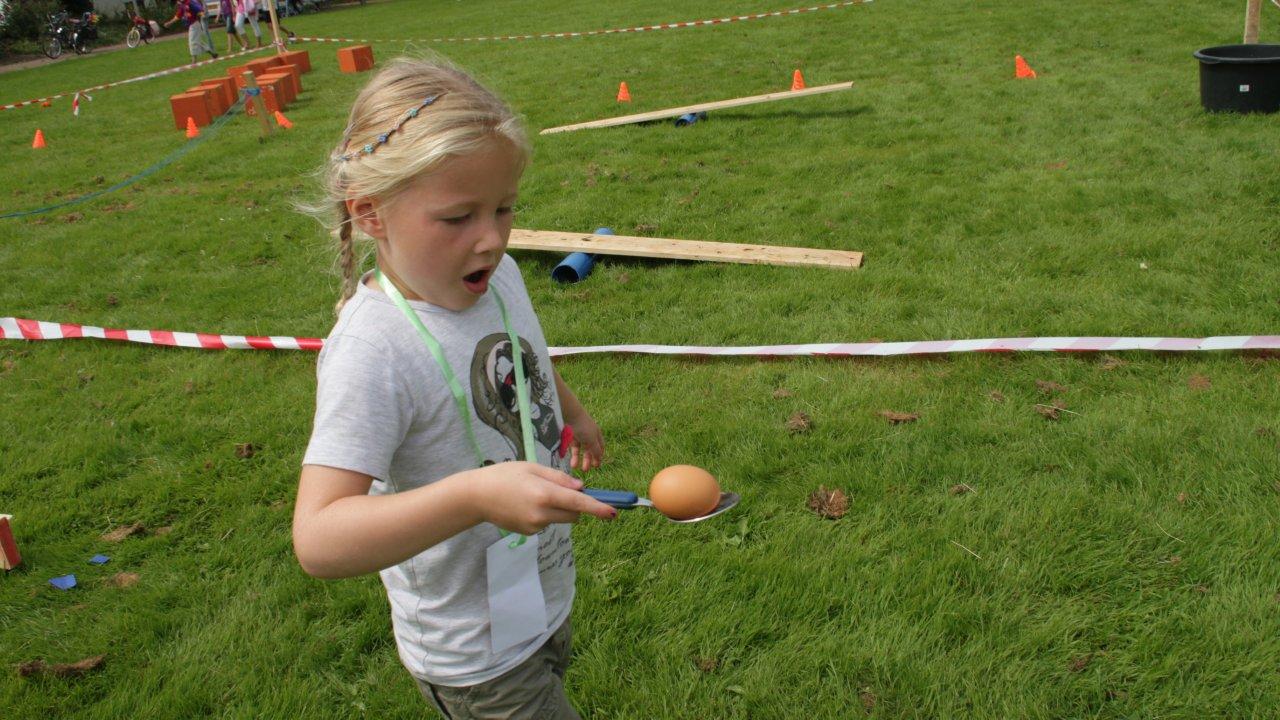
[43,12,73,58]
[44,11,98,58]
[126,13,161,48]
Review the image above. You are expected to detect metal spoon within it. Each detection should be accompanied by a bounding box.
[583,488,740,523]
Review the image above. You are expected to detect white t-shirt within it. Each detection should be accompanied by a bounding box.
[302,255,575,687]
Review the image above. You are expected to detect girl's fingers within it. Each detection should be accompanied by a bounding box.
[528,463,582,490]
[548,484,617,519]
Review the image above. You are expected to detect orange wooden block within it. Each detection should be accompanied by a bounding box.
[337,44,375,73]
[257,79,286,112]
[258,72,296,105]
[262,55,284,69]
[246,57,276,76]
[198,77,237,107]
[281,49,311,73]
[188,85,229,116]
[170,91,213,130]
[227,63,253,80]
[275,63,303,93]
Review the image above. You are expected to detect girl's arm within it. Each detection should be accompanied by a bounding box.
[553,369,604,471]
[553,368,587,424]
[293,461,615,579]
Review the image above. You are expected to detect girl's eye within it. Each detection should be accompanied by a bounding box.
[497,206,513,216]
[442,214,470,225]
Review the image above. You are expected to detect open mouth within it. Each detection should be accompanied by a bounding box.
[462,267,492,294]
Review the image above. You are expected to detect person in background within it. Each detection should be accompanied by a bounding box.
[219,0,247,53]
[234,0,264,49]
[163,0,218,63]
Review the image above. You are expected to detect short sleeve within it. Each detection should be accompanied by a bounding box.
[302,333,414,481]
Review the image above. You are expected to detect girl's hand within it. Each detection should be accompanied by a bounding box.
[565,413,604,472]
[471,462,616,535]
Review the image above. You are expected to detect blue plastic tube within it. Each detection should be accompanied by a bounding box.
[674,111,708,127]
[551,227,613,283]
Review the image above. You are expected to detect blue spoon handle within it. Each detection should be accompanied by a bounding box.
[583,488,640,509]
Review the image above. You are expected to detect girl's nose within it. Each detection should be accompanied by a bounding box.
[474,219,507,254]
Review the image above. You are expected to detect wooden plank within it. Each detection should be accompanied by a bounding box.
[539,81,856,135]
[508,229,863,270]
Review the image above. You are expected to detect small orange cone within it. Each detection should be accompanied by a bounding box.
[185,116,200,139]
[273,110,294,129]
[616,81,631,102]
[1015,55,1037,79]
[791,69,806,91]
[32,129,46,149]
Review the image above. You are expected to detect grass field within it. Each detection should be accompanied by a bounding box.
[2,0,1279,717]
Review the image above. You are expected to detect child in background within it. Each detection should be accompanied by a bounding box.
[233,0,263,49]
[218,0,246,52]
[163,0,217,63]
[293,57,616,719]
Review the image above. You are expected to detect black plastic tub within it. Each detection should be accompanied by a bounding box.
[1193,44,1280,113]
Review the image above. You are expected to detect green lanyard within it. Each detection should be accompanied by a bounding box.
[377,270,538,547]
[376,270,539,472]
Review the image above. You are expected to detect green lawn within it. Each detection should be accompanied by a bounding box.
[2,1,1278,717]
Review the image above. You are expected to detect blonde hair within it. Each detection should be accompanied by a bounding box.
[316,57,530,313]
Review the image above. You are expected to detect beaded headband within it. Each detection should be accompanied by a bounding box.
[338,94,444,162]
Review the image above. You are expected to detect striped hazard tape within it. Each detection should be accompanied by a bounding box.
[3,318,1278,357]
[0,45,274,113]
[296,0,869,45]
[4,1,867,112]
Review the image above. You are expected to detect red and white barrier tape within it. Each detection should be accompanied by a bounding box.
[0,318,323,351]
[0,45,275,112]
[4,318,1278,357]
[296,0,868,45]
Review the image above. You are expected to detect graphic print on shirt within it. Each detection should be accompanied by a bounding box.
[469,333,567,466]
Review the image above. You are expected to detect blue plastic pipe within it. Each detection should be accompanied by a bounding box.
[674,111,709,127]
[551,227,612,283]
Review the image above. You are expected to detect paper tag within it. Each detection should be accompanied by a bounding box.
[1240,84,1251,93]
[485,532,548,653]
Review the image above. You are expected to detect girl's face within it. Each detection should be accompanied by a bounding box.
[350,138,523,311]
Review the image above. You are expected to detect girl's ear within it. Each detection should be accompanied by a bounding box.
[347,196,387,240]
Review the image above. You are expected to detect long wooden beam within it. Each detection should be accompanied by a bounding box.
[508,229,862,270]
[539,81,856,135]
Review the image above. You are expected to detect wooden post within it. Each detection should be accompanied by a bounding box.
[1245,0,1262,43]
[265,0,284,54]
[242,71,273,137]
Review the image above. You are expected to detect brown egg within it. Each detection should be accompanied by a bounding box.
[649,465,721,520]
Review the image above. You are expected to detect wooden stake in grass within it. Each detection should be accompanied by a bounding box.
[1245,0,1262,43]
[540,82,855,135]
[242,72,273,138]
[265,0,284,54]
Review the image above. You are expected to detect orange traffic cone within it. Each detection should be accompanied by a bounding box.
[32,129,46,149]
[1015,55,1037,79]
[791,69,805,91]
[185,116,200,139]
[273,110,294,129]
[616,81,631,102]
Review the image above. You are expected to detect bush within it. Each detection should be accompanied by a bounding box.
[0,0,60,45]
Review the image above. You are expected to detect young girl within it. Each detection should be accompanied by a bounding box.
[293,58,617,719]
[233,0,262,49]
[218,0,246,53]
